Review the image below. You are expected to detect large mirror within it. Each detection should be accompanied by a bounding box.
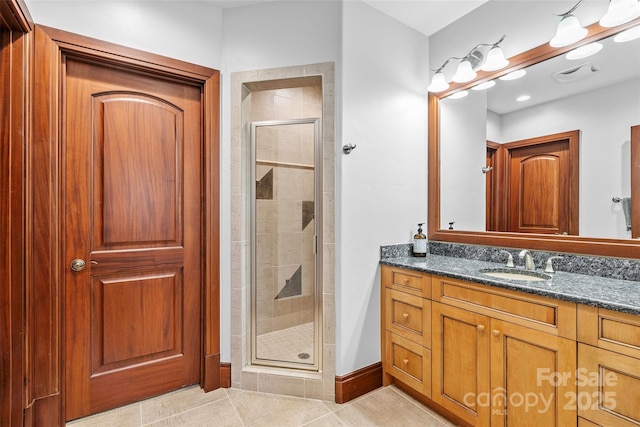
[429,17,640,257]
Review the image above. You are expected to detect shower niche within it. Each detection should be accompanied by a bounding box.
[249,83,323,371]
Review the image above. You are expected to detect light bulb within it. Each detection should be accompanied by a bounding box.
[550,14,588,47]
[447,91,469,100]
[499,69,527,81]
[428,71,449,93]
[566,42,603,60]
[481,46,509,71]
[472,81,496,91]
[600,0,640,27]
[614,25,640,42]
[452,60,477,83]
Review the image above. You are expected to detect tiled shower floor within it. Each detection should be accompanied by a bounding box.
[256,322,314,365]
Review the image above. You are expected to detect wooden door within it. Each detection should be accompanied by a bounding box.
[431,302,491,427]
[64,58,202,420]
[486,141,507,231]
[507,131,579,235]
[490,319,576,427]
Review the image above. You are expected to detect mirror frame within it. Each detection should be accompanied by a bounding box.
[428,17,640,258]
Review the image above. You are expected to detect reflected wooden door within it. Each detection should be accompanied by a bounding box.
[507,131,579,235]
[64,58,202,420]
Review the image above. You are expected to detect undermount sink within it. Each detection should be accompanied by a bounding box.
[480,268,552,282]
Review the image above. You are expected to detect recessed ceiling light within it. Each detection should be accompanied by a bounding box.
[448,91,469,100]
[566,42,603,60]
[471,81,496,91]
[614,25,640,42]
[517,95,531,102]
[499,69,527,81]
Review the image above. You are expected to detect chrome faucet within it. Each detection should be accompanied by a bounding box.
[518,250,535,271]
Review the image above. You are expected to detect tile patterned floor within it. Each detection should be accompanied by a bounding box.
[66,384,459,426]
[256,322,314,365]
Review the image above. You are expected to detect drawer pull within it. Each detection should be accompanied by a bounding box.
[477,324,485,332]
[492,330,501,337]
[403,278,410,284]
[403,358,409,365]
[402,313,409,320]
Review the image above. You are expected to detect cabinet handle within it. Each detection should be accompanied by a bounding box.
[403,278,410,284]
[403,358,409,365]
[477,324,485,332]
[492,330,501,337]
[402,313,409,320]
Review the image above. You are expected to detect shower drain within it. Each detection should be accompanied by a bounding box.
[297,352,310,360]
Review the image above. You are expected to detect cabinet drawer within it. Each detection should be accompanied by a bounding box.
[578,343,640,427]
[578,305,640,359]
[432,275,576,339]
[381,266,431,298]
[385,289,431,348]
[384,332,431,397]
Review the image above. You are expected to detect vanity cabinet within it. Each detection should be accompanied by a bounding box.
[431,275,577,427]
[381,266,578,427]
[576,306,640,427]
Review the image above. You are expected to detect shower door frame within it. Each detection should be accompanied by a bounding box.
[250,117,323,371]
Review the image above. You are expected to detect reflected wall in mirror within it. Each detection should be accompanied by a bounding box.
[439,30,640,239]
[429,15,640,258]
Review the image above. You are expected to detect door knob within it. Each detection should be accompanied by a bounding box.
[70,258,86,272]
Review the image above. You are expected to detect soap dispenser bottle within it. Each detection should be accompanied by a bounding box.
[413,223,427,257]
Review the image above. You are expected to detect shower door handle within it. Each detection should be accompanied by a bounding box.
[313,235,318,254]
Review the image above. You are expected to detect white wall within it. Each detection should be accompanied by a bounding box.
[25,0,223,69]
[440,91,487,231]
[340,1,428,374]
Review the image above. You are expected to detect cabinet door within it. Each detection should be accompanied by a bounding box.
[578,343,640,427]
[432,302,491,427]
[491,319,577,427]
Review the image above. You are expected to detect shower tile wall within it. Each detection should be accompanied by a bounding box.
[252,87,322,336]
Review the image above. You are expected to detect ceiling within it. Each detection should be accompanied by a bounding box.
[206,0,489,36]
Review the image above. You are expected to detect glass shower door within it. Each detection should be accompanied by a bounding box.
[251,118,322,371]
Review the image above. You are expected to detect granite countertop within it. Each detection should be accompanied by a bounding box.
[381,254,640,315]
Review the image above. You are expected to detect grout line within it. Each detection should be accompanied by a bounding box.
[301,411,341,426]
[387,385,453,427]
[227,392,247,427]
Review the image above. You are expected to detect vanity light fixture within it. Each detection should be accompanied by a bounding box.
[428,35,508,92]
[471,80,496,91]
[600,0,640,27]
[614,24,640,42]
[499,69,527,81]
[566,42,603,60]
[550,0,588,47]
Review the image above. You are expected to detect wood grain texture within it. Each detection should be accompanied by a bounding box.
[578,343,640,427]
[28,25,220,425]
[64,56,202,420]
[335,362,383,404]
[0,3,30,425]
[505,130,579,235]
